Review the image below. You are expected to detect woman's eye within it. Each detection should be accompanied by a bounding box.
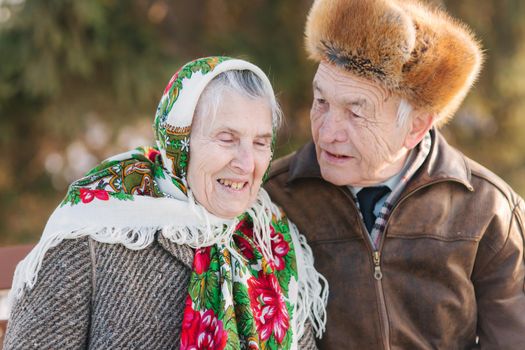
[255,140,270,148]
[253,139,271,148]
[217,133,234,143]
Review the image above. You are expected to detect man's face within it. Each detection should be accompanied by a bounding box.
[311,62,412,187]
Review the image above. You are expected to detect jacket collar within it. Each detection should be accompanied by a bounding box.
[287,129,474,192]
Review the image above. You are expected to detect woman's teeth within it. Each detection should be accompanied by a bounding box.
[218,179,245,190]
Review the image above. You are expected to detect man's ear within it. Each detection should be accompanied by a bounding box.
[404,110,435,150]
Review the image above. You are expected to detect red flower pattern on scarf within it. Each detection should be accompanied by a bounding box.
[236,219,254,238]
[234,234,256,260]
[145,148,161,162]
[247,271,290,343]
[269,226,290,271]
[235,220,290,270]
[194,247,211,274]
[181,297,228,350]
[79,189,109,203]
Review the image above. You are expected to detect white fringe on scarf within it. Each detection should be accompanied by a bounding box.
[290,223,329,339]
[8,188,328,341]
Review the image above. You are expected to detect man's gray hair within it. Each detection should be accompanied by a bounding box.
[396,98,414,128]
[195,70,283,130]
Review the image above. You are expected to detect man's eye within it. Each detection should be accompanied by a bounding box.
[348,109,364,119]
[316,98,327,105]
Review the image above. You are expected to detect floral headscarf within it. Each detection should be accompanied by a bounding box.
[10,57,328,349]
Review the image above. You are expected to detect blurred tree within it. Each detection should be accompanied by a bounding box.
[443,0,525,192]
[0,0,524,244]
[0,0,174,243]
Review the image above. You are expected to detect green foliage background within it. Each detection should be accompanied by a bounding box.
[1,0,524,245]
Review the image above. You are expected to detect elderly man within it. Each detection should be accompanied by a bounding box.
[265,0,525,348]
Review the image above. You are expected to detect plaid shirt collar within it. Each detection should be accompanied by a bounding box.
[348,147,417,197]
[286,129,475,249]
[348,133,432,248]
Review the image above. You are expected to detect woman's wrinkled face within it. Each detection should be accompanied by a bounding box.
[187,90,273,219]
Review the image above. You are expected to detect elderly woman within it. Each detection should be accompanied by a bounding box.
[3,57,327,350]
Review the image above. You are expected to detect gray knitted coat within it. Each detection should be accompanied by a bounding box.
[3,234,317,349]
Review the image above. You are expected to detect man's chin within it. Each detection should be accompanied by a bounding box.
[319,167,354,187]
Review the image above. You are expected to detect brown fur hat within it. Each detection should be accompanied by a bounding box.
[305,0,483,125]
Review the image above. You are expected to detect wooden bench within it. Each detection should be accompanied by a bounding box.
[0,244,34,349]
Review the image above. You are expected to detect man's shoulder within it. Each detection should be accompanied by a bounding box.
[267,141,321,187]
[464,155,523,207]
[434,132,522,207]
[268,151,297,181]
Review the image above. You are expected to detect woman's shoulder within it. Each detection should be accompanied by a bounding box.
[39,233,194,266]
[90,234,194,269]
[14,232,196,299]
[38,236,92,275]
[9,237,93,302]
[4,237,93,350]
[8,237,93,324]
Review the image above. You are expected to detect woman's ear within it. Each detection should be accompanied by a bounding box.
[404,110,435,149]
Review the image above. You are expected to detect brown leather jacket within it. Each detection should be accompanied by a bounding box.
[265,130,525,350]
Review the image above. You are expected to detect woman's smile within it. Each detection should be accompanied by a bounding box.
[217,178,249,191]
[187,89,273,219]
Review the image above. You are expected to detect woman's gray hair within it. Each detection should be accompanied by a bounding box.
[195,70,283,129]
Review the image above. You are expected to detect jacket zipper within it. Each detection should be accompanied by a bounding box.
[372,250,390,350]
[339,188,391,350]
[339,179,471,350]
[373,251,383,280]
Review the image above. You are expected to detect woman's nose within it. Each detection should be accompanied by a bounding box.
[319,111,348,143]
[231,145,255,174]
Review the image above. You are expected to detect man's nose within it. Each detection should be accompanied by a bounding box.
[231,144,255,174]
[319,111,348,143]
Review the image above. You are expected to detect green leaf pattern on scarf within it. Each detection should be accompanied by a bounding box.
[61,146,165,206]
[181,214,298,350]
